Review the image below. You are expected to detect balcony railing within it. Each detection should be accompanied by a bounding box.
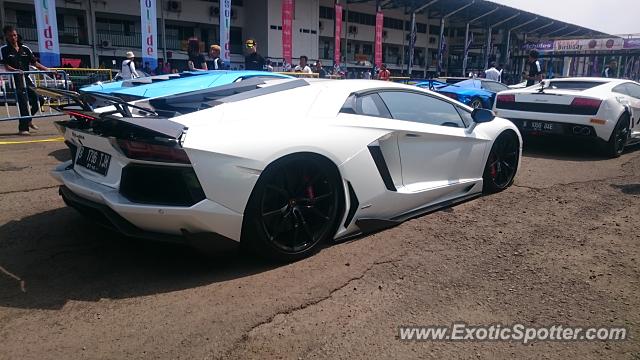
[8,23,88,45]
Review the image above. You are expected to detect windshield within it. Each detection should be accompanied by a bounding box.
[546,81,606,91]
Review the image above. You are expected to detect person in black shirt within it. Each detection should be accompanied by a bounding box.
[0,25,50,135]
[187,39,207,71]
[525,50,542,87]
[207,44,225,70]
[244,39,265,71]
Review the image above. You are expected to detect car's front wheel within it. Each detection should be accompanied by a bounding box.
[470,97,484,109]
[602,113,630,158]
[243,154,343,262]
[483,130,520,193]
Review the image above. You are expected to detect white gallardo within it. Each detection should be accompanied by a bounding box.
[51,78,522,261]
[494,77,640,157]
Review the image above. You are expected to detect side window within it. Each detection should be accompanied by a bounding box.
[356,94,389,118]
[624,83,640,99]
[482,81,509,93]
[612,84,628,96]
[378,91,465,128]
[455,106,473,127]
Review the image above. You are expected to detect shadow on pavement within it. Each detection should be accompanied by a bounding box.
[48,148,71,162]
[0,207,276,310]
[521,135,640,161]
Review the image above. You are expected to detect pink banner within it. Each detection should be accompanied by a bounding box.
[282,0,294,65]
[334,4,342,66]
[375,12,383,67]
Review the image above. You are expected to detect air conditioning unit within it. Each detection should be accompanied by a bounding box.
[210,6,219,17]
[319,21,324,31]
[100,40,112,48]
[382,30,388,39]
[348,25,358,35]
[166,0,181,12]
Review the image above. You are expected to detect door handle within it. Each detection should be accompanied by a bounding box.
[405,133,420,137]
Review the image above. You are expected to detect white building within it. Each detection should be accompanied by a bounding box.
[0,0,603,76]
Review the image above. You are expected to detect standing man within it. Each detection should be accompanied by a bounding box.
[121,51,139,79]
[602,59,618,78]
[244,39,265,71]
[525,50,542,87]
[484,62,501,81]
[294,56,312,74]
[0,25,49,135]
[207,44,225,70]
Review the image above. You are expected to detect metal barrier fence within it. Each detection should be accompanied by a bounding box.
[0,70,72,122]
[51,68,113,89]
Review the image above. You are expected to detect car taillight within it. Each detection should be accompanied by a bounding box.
[442,92,458,100]
[65,110,97,121]
[570,97,602,110]
[497,94,515,103]
[116,139,190,164]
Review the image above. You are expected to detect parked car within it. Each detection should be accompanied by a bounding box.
[45,78,521,261]
[81,70,292,102]
[416,78,509,109]
[494,77,640,157]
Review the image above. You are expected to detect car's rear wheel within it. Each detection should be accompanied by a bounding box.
[483,130,520,193]
[243,154,343,262]
[470,97,483,109]
[602,113,630,158]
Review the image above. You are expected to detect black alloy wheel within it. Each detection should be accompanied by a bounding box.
[604,114,630,158]
[483,131,520,193]
[244,155,342,261]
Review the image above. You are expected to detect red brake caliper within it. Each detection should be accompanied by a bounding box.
[490,155,497,179]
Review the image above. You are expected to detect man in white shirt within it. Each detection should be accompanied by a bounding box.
[484,62,501,82]
[294,55,312,74]
[121,51,139,80]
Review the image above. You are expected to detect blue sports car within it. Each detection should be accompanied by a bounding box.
[81,70,292,101]
[416,78,509,109]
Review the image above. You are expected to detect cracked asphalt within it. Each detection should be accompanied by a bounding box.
[0,117,639,359]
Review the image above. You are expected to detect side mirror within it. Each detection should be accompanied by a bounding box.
[471,108,495,123]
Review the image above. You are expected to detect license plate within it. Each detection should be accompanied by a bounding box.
[522,120,561,134]
[76,146,111,176]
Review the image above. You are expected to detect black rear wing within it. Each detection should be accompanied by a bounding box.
[36,87,158,119]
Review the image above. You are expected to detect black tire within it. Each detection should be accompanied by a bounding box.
[470,97,484,109]
[242,154,343,262]
[483,130,520,194]
[602,113,630,158]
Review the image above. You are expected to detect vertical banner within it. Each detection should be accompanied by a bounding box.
[334,4,343,66]
[140,0,158,70]
[34,0,60,67]
[220,0,232,63]
[374,11,383,68]
[407,12,416,74]
[282,0,294,66]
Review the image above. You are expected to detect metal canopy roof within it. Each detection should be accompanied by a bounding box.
[347,0,609,38]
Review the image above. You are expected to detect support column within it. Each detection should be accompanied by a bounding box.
[484,26,491,70]
[161,2,167,61]
[87,0,98,67]
[436,17,444,75]
[462,22,469,76]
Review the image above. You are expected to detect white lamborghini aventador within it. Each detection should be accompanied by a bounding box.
[495,77,640,157]
[45,78,522,261]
